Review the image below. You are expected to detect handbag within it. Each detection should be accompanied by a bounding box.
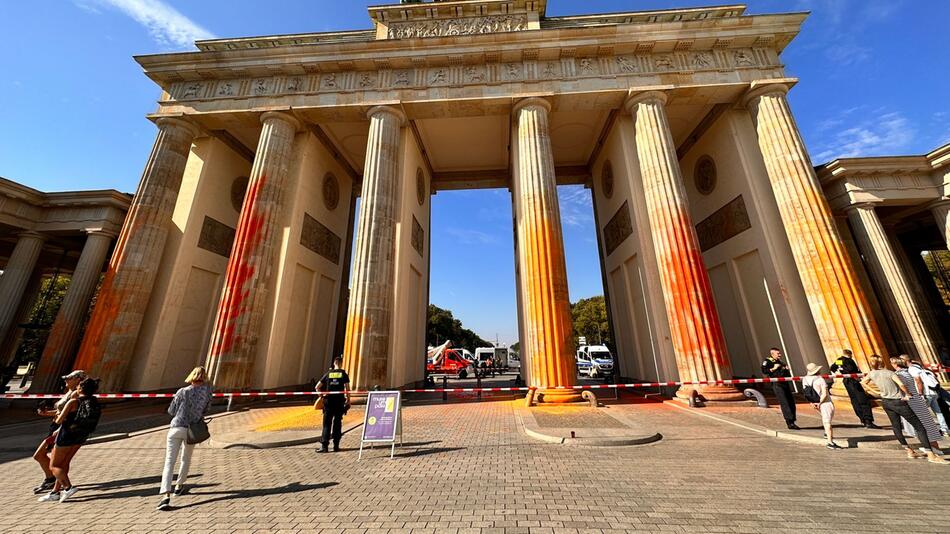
[313,395,325,411]
[187,419,210,444]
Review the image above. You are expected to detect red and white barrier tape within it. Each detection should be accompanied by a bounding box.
[4,368,947,400]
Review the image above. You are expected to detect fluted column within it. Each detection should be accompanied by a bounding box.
[206,111,300,389]
[847,204,939,364]
[32,230,115,392]
[0,231,46,345]
[342,106,405,390]
[745,83,887,367]
[74,118,198,391]
[931,200,950,248]
[626,91,742,401]
[512,97,579,403]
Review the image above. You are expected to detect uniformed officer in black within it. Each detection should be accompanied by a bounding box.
[830,349,879,428]
[762,348,799,430]
[316,356,350,452]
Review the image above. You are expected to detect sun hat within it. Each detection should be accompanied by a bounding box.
[62,370,87,380]
[805,363,822,376]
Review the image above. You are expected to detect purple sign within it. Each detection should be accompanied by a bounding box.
[361,391,401,442]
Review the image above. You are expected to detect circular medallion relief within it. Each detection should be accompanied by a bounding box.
[322,172,340,211]
[230,176,249,212]
[416,168,427,206]
[601,160,614,199]
[694,155,717,196]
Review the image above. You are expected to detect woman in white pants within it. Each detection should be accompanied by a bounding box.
[158,366,212,510]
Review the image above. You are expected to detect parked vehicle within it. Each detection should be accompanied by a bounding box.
[576,344,614,378]
[427,348,474,379]
[475,347,510,371]
[508,351,521,369]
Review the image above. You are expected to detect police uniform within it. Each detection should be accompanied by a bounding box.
[317,367,350,450]
[831,355,875,426]
[761,355,797,428]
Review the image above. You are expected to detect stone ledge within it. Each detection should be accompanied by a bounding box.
[514,404,662,447]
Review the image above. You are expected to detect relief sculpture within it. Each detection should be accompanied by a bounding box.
[387,15,528,39]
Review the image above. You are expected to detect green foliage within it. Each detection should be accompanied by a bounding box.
[427,304,490,352]
[14,275,71,365]
[571,295,611,348]
[510,341,520,353]
[922,250,950,306]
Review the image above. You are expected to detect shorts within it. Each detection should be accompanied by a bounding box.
[818,401,835,424]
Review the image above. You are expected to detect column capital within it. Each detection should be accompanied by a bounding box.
[84,228,118,240]
[154,116,201,138]
[842,201,880,213]
[624,89,670,112]
[260,110,301,131]
[742,81,793,110]
[366,105,407,126]
[17,230,47,242]
[926,198,950,210]
[512,97,552,115]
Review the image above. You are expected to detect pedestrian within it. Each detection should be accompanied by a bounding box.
[830,349,879,428]
[801,363,842,449]
[903,356,948,437]
[761,348,799,430]
[861,355,947,464]
[32,370,85,495]
[157,366,213,511]
[316,356,350,453]
[38,377,101,502]
[891,357,945,456]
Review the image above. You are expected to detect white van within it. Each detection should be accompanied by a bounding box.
[576,344,614,377]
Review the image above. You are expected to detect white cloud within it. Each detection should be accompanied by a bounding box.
[812,109,916,162]
[557,186,594,228]
[77,0,214,49]
[444,228,499,245]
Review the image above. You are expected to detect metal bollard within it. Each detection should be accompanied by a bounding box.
[227,394,235,412]
[477,375,482,401]
[442,375,448,403]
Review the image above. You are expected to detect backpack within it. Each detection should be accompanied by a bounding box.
[72,397,101,435]
[802,384,821,403]
[919,368,939,393]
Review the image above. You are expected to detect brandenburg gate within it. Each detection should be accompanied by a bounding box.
[54,1,946,398]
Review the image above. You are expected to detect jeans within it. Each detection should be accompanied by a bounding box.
[924,394,949,433]
[160,427,194,494]
[881,398,931,450]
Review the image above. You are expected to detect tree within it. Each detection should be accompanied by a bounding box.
[571,296,611,348]
[427,304,491,352]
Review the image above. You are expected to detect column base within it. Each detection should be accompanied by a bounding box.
[676,384,745,402]
[536,388,583,404]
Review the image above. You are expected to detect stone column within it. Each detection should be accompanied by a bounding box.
[931,200,950,248]
[626,91,742,401]
[512,97,579,403]
[206,112,300,389]
[0,231,46,344]
[846,204,939,364]
[32,230,115,392]
[74,118,198,391]
[744,83,887,367]
[342,106,405,391]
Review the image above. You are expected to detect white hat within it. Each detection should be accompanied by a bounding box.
[62,370,87,380]
[805,363,822,376]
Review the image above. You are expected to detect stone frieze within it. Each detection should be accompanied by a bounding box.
[387,15,528,40]
[166,47,777,103]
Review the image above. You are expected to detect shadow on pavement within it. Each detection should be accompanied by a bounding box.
[394,446,465,458]
[69,482,221,502]
[170,482,337,509]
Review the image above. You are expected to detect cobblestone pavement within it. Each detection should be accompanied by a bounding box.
[1,396,948,533]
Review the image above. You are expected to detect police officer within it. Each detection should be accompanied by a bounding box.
[830,349,878,428]
[762,348,799,430]
[316,356,350,452]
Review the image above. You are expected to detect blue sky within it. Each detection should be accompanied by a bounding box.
[2,1,948,345]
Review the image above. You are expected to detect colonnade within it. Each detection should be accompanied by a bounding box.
[63,80,947,396]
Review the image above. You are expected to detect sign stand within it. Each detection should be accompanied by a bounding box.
[358,391,403,460]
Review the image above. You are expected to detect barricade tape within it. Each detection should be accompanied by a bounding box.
[4,367,947,400]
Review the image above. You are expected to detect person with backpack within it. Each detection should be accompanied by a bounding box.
[801,363,841,449]
[892,356,945,455]
[904,356,948,437]
[157,366,213,511]
[31,369,84,495]
[861,354,947,464]
[38,377,101,503]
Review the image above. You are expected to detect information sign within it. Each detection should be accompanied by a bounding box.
[358,391,402,459]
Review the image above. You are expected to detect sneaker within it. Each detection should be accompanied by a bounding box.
[317,443,329,453]
[37,492,60,503]
[157,496,171,511]
[907,449,925,459]
[173,485,186,496]
[59,486,79,503]
[826,442,844,450]
[33,478,55,495]
[928,455,950,465]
